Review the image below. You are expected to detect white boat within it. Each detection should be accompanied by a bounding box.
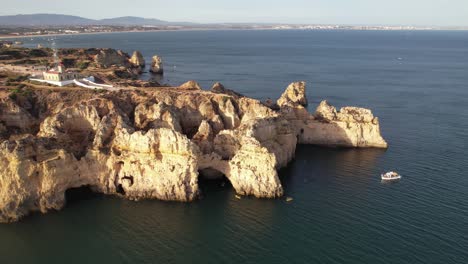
[381,171,401,181]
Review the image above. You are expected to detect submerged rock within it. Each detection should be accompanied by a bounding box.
[0,81,387,222]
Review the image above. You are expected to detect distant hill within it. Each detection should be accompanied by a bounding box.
[98,16,167,26]
[0,14,95,26]
[0,14,192,26]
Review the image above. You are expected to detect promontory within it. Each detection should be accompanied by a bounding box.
[0,47,387,222]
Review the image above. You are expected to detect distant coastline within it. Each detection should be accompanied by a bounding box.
[0,28,191,39]
[2,25,467,40]
[1,13,467,40]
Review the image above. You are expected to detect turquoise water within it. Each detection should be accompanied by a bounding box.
[1,30,468,263]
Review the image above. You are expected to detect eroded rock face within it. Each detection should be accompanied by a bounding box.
[277,81,308,107]
[211,82,243,98]
[150,55,163,74]
[130,51,145,68]
[298,101,388,148]
[0,81,387,222]
[94,49,130,68]
[0,99,38,136]
[179,80,202,90]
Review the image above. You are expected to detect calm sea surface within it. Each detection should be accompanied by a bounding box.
[1,30,468,263]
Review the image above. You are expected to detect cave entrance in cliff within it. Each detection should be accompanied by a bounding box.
[65,185,102,207]
[61,117,96,160]
[198,168,232,195]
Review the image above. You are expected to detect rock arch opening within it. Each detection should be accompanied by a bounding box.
[65,185,101,206]
[197,168,232,197]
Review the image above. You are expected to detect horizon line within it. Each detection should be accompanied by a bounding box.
[1,13,468,28]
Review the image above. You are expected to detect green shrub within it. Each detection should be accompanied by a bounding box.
[9,84,32,98]
[28,49,49,57]
[62,58,76,68]
[6,75,28,82]
[0,49,23,59]
[77,61,90,70]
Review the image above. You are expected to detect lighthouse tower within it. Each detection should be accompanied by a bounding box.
[57,63,64,73]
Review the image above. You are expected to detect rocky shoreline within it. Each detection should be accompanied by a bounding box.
[0,80,387,223]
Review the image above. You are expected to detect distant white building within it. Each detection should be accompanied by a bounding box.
[29,62,114,90]
[30,63,84,86]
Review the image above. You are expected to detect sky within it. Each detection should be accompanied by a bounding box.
[0,0,467,26]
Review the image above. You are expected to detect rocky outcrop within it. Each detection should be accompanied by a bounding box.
[0,81,387,222]
[129,51,145,68]
[296,101,388,148]
[94,49,131,68]
[0,99,38,136]
[179,80,202,90]
[211,82,243,98]
[277,81,308,107]
[150,55,163,74]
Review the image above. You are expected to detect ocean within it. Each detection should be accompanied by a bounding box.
[1,30,467,264]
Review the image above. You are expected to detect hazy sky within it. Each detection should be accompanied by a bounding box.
[1,0,467,26]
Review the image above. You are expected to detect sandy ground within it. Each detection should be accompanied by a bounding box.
[0,63,44,76]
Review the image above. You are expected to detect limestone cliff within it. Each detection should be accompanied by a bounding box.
[0,82,387,222]
[94,49,131,68]
[277,81,308,107]
[298,101,388,148]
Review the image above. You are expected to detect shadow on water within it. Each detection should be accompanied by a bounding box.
[279,145,387,191]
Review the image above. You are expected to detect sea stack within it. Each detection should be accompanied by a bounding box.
[150,55,164,74]
[130,51,145,68]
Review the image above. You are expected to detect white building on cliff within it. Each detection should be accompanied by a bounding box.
[41,63,83,86]
[29,62,85,86]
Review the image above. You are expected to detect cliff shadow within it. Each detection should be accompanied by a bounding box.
[298,121,354,147]
[197,168,233,198]
[299,114,389,149]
